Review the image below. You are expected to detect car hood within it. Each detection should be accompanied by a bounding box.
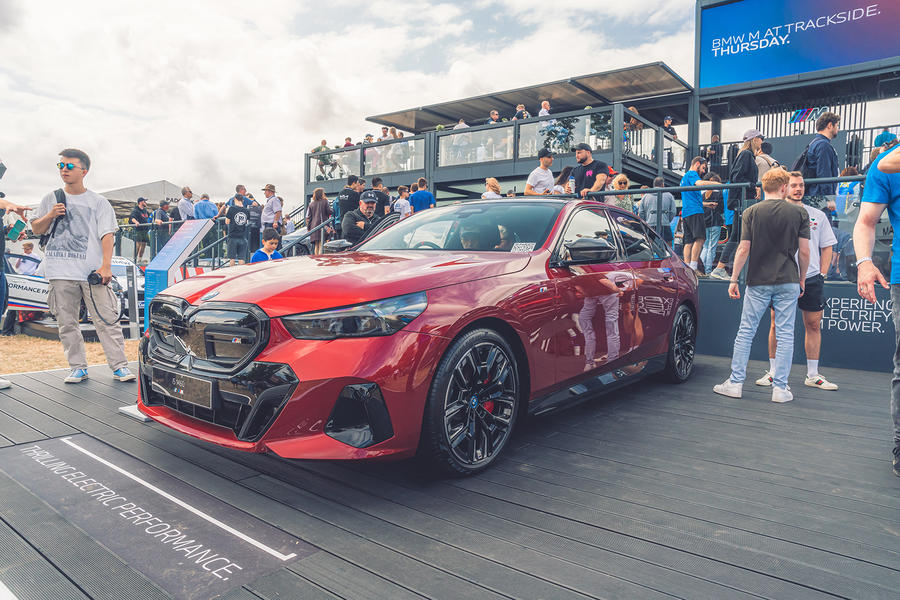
[161,251,532,317]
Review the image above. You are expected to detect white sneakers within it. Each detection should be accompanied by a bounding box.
[755,371,774,386]
[771,386,793,403]
[713,380,743,398]
[717,376,792,402]
[756,370,838,391]
[804,375,839,390]
[0,377,10,390]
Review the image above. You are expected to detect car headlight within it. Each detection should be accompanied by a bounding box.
[280,292,427,340]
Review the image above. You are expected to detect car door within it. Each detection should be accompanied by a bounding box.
[608,210,678,359]
[549,206,635,383]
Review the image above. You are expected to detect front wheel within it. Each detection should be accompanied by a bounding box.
[663,304,696,383]
[419,328,521,476]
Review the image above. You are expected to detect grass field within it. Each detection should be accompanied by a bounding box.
[0,334,140,376]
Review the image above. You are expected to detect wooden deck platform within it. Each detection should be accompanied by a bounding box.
[0,355,898,600]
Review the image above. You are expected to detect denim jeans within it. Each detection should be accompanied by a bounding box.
[891,286,900,446]
[701,226,720,273]
[730,283,800,389]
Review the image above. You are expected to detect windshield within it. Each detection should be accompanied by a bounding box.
[359,201,563,252]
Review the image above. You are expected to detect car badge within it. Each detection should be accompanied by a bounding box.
[200,290,220,301]
[173,335,194,357]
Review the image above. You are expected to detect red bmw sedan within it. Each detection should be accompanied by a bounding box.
[138,199,698,475]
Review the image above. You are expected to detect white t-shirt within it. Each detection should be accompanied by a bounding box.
[799,204,837,278]
[526,167,554,194]
[481,191,502,199]
[37,189,118,281]
[393,198,411,217]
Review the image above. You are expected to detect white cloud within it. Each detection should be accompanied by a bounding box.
[0,0,701,213]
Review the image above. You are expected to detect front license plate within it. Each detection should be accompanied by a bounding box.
[151,368,213,409]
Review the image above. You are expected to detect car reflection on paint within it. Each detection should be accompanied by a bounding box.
[137,199,699,476]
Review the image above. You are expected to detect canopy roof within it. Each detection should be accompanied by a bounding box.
[367,62,693,133]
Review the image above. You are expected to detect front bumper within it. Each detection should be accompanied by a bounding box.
[138,307,449,460]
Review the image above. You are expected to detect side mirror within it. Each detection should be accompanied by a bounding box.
[563,238,617,265]
[324,239,353,253]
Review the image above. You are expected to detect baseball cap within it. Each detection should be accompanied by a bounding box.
[572,143,593,152]
[664,115,673,121]
[262,183,276,192]
[537,148,553,159]
[136,197,147,203]
[159,199,171,206]
[360,190,378,203]
[742,128,764,141]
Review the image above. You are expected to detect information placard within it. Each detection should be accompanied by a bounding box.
[143,219,214,328]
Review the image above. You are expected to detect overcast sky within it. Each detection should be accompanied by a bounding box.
[0,0,896,210]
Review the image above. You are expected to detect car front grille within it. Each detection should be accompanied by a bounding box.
[148,296,269,374]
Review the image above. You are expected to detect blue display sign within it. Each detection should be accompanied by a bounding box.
[699,0,900,89]
[143,220,214,329]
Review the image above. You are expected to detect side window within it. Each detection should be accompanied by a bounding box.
[612,212,655,261]
[644,224,672,259]
[559,208,619,261]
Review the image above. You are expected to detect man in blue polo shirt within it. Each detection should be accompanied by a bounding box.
[409,177,435,214]
[854,143,900,477]
[679,156,713,274]
[193,193,218,219]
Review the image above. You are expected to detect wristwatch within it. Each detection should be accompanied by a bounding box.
[855,256,873,266]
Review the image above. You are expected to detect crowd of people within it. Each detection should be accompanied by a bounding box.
[303,175,437,253]
[124,183,295,265]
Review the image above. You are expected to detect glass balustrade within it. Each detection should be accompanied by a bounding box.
[623,124,656,162]
[308,148,360,182]
[438,124,515,166]
[364,138,425,175]
[518,112,612,158]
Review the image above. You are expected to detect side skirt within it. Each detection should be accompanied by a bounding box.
[528,354,667,417]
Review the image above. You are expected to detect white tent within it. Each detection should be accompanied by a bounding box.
[101,180,182,220]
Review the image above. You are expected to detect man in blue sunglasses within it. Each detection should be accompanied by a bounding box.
[30,149,134,385]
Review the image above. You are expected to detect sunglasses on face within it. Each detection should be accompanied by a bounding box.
[57,162,81,171]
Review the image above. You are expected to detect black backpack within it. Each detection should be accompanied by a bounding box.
[38,189,67,251]
[791,138,822,179]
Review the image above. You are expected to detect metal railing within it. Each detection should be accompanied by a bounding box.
[307,136,427,183]
[699,123,900,177]
[280,216,336,257]
[305,104,696,194]
[116,204,307,268]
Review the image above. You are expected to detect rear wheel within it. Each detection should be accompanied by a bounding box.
[663,304,696,383]
[420,328,520,476]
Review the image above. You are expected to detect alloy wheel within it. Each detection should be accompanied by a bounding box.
[442,341,518,467]
[672,308,696,379]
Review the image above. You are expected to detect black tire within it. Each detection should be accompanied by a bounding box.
[419,328,521,476]
[663,304,696,383]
